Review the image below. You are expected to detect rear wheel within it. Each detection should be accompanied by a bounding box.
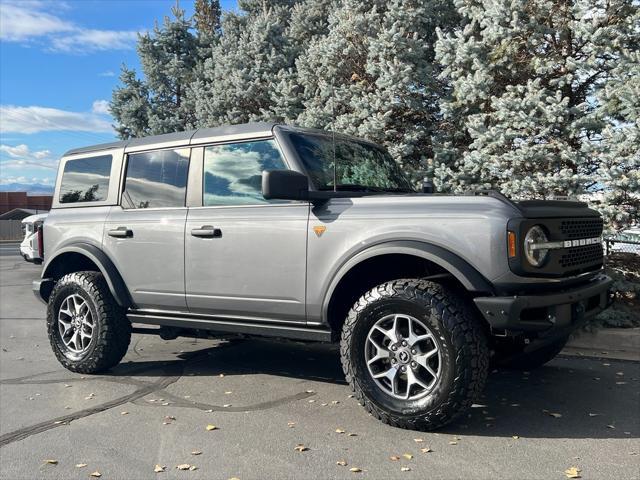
[47,271,131,373]
[340,279,489,430]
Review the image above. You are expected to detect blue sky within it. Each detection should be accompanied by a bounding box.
[0,0,236,192]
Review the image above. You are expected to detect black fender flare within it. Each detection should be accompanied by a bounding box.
[41,243,133,308]
[321,240,494,322]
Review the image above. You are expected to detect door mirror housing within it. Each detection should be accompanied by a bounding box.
[262,169,310,201]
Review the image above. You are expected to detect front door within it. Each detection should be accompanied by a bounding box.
[185,139,309,323]
[103,147,190,310]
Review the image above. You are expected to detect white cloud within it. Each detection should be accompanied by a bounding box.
[51,29,139,53]
[92,99,111,115]
[0,1,73,41]
[0,1,139,53]
[99,70,116,77]
[0,143,58,170]
[0,105,113,134]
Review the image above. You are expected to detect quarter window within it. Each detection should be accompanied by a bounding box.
[122,148,190,209]
[59,155,112,203]
[203,140,288,206]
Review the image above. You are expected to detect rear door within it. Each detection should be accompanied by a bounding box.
[103,147,190,310]
[185,139,309,322]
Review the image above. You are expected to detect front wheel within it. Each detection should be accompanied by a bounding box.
[340,279,489,430]
[47,271,131,374]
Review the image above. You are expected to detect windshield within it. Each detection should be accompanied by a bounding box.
[287,132,414,192]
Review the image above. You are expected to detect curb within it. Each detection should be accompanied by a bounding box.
[564,327,640,361]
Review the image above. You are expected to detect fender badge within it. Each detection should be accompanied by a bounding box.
[313,226,326,237]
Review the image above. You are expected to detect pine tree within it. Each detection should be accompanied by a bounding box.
[434,0,639,225]
[111,4,199,138]
[294,0,458,175]
[110,67,151,139]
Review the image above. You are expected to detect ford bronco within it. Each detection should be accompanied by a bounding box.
[34,123,612,430]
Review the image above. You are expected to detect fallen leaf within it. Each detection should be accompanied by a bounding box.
[588,413,600,417]
[205,424,217,431]
[294,444,308,452]
[321,403,328,406]
[335,428,345,434]
[191,451,202,456]
[225,391,232,394]
[420,447,432,453]
[331,400,340,404]
[189,466,197,471]
[176,464,192,470]
[606,425,615,429]
[548,412,562,418]
[449,441,458,445]
[228,478,240,480]
[390,456,400,461]
[162,402,170,406]
[336,460,348,466]
[154,465,166,473]
[402,453,413,459]
[308,399,315,403]
[90,472,101,478]
[76,463,88,468]
[349,467,362,473]
[223,404,232,408]
[287,422,296,428]
[401,467,411,472]
[121,411,129,415]
[64,384,72,388]
[348,394,354,398]
[219,374,225,377]
[413,438,424,443]
[44,459,58,465]
[512,435,520,439]
[305,389,314,393]
[565,466,581,478]
[347,433,357,437]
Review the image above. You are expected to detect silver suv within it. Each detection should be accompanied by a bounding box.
[34,123,612,430]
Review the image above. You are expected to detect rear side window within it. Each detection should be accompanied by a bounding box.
[203,140,287,206]
[122,148,190,209]
[59,155,112,203]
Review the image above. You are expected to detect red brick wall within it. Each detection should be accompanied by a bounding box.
[0,192,53,214]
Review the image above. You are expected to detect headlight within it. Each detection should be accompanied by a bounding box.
[524,225,549,267]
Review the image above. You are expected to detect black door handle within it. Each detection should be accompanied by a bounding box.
[108,227,133,238]
[191,225,222,238]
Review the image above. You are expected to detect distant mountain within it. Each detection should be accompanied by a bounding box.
[0,183,54,195]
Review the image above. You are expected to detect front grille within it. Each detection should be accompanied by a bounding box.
[560,218,603,239]
[560,243,603,268]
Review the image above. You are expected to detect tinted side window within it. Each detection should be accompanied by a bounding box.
[59,155,112,203]
[122,148,190,209]
[203,140,287,206]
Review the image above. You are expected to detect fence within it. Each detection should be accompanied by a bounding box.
[0,220,24,241]
[604,238,640,257]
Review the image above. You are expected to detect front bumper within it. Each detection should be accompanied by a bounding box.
[474,274,613,334]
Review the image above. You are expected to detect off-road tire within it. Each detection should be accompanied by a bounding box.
[496,337,568,370]
[340,279,489,430]
[47,271,131,373]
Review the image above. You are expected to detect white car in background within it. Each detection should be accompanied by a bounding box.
[20,213,47,264]
[607,227,640,255]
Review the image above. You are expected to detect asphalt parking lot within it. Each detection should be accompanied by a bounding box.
[0,244,638,479]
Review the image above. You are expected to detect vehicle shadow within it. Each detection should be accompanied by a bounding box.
[111,337,639,439]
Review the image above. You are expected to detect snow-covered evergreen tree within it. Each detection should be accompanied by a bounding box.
[434,0,639,226]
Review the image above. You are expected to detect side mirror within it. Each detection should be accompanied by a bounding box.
[262,169,310,201]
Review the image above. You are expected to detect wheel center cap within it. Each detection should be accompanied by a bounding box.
[397,350,411,364]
